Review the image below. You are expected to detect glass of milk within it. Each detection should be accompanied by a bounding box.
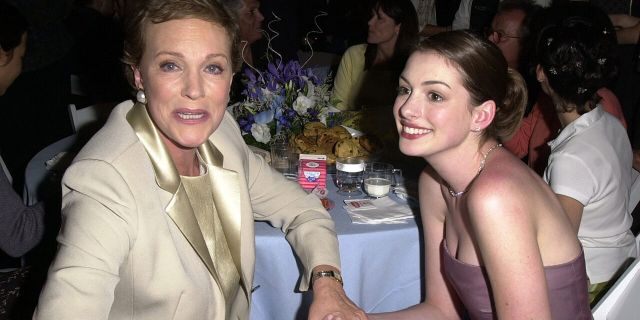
[363,162,401,198]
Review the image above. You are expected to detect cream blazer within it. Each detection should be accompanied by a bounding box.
[34,101,340,320]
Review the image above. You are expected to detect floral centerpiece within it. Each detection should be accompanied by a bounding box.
[229,60,338,150]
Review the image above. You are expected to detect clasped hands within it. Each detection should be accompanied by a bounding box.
[308,269,368,320]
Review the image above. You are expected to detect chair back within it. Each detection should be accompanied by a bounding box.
[68,103,114,134]
[631,168,640,215]
[592,258,640,319]
[22,135,79,206]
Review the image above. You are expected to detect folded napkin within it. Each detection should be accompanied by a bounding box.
[343,197,415,224]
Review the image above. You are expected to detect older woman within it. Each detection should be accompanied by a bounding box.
[370,31,590,319]
[331,0,419,111]
[33,0,365,319]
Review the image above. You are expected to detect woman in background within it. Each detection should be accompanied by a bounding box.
[371,31,590,319]
[220,0,264,66]
[0,0,45,258]
[331,0,419,111]
[536,7,638,303]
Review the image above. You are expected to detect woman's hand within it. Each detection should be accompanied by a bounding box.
[308,269,367,320]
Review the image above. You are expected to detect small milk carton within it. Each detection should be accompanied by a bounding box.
[298,154,327,190]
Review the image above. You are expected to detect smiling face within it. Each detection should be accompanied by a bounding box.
[133,18,233,156]
[393,51,477,159]
[367,7,400,46]
[238,0,264,44]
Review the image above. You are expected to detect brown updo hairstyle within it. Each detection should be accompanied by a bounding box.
[121,0,242,90]
[416,30,527,142]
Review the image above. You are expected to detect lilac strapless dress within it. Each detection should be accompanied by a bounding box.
[441,241,591,320]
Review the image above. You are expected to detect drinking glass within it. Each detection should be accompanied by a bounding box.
[270,139,295,176]
[363,162,402,198]
[335,157,365,196]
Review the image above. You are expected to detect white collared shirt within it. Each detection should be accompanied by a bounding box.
[544,106,637,283]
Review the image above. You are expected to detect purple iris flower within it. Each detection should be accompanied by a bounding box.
[267,63,283,82]
[246,84,263,100]
[244,68,257,84]
[266,76,279,92]
[237,115,254,133]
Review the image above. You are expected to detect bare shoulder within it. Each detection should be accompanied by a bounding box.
[465,152,537,223]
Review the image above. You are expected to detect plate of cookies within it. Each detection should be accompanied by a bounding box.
[291,122,383,170]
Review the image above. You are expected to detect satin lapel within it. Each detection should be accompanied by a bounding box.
[126,103,217,279]
[198,142,248,298]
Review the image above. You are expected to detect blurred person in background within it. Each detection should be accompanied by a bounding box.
[0,0,45,260]
[331,0,419,111]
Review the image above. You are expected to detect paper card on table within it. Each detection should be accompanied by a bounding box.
[343,197,415,224]
[343,199,376,211]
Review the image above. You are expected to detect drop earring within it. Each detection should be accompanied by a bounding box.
[136,90,147,104]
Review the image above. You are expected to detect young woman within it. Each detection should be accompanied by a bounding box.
[370,31,591,319]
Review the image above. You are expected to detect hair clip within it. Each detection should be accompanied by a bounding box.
[597,58,607,65]
[548,67,558,75]
[546,37,553,46]
[577,87,587,94]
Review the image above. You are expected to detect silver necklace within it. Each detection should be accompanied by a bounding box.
[448,143,502,197]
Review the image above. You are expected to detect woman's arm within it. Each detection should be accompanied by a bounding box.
[34,160,136,319]
[467,179,552,319]
[0,169,45,257]
[556,195,584,233]
[370,166,462,320]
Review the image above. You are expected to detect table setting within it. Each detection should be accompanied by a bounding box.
[225,40,423,319]
[251,167,422,319]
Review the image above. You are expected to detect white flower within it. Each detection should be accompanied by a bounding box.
[251,123,272,144]
[293,94,315,115]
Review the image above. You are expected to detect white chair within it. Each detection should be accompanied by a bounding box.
[592,258,640,319]
[22,135,78,206]
[68,103,114,133]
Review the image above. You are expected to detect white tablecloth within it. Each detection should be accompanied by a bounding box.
[251,179,422,319]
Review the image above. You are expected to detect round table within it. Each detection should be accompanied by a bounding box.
[250,177,422,319]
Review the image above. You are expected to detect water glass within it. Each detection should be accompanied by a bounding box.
[335,157,365,196]
[270,140,295,175]
[363,162,401,198]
